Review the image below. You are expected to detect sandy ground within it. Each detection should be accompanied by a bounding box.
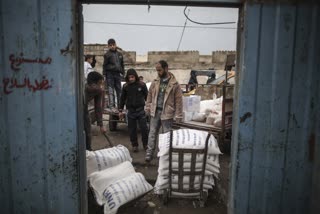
[88,118,229,214]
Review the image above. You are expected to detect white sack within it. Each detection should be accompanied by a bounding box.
[214,118,222,127]
[183,111,194,122]
[158,157,220,175]
[155,189,209,197]
[199,100,215,114]
[154,183,213,195]
[87,145,132,177]
[158,154,220,174]
[183,95,201,112]
[155,129,221,196]
[212,96,223,114]
[191,112,207,122]
[155,174,215,190]
[168,153,220,166]
[157,129,222,157]
[89,161,136,205]
[206,113,215,125]
[154,173,215,194]
[103,173,153,214]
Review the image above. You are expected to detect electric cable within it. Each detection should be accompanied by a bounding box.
[177,9,190,51]
[183,5,235,25]
[84,20,236,29]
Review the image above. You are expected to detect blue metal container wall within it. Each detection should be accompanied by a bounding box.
[0,0,83,213]
[230,3,320,214]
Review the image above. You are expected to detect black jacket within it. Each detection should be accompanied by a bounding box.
[103,50,124,75]
[119,81,148,111]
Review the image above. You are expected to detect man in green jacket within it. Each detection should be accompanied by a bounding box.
[145,60,183,162]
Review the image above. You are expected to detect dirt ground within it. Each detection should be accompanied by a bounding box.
[88,118,230,214]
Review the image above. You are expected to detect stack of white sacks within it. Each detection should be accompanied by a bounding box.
[182,94,223,127]
[154,129,222,196]
[87,145,153,214]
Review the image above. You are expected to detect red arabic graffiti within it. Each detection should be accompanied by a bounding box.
[9,53,52,71]
[2,76,52,95]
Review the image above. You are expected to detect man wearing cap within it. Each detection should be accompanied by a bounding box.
[145,60,183,162]
[103,38,125,113]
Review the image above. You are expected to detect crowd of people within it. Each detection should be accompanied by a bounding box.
[83,38,183,162]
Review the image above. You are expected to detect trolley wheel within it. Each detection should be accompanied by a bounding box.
[161,189,169,205]
[109,114,118,131]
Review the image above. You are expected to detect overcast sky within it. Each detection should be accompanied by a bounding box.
[83,4,238,55]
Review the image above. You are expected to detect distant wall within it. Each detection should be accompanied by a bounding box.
[84,44,106,56]
[199,55,213,65]
[212,50,236,69]
[83,44,236,73]
[148,51,199,67]
[84,44,136,73]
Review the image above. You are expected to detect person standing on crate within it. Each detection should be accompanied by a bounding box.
[103,38,125,113]
[145,60,183,162]
[118,68,149,153]
[84,71,107,151]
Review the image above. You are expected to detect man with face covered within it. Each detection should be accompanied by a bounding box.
[119,69,149,152]
[145,60,183,162]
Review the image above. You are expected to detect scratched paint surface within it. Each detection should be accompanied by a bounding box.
[230,3,320,214]
[0,0,82,213]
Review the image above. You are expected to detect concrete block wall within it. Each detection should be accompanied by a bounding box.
[84,44,136,74]
[147,51,200,67]
[84,44,106,56]
[212,50,236,70]
[83,44,236,77]
[134,69,191,84]
[199,55,213,64]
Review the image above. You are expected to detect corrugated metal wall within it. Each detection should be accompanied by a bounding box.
[230,3,320,214]
[0,0,84,213]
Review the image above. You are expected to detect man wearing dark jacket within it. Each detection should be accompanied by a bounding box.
[84,71,107,150]
[119,69,149,152]
[103,38,124,113]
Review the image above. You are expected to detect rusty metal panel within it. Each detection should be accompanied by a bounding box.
[0,0,84,213]
[230,3,320,214]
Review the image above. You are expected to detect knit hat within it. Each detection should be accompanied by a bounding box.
[108,38,116,45]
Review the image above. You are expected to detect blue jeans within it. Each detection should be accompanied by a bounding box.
[105,72,121,108]
[146,110,173,156]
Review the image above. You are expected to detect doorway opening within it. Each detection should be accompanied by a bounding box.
[80,2,241,213]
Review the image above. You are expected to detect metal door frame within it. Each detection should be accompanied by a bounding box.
[77,1,242,214]
[77,1,319,214]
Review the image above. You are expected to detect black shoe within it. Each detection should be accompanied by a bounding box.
[133,146,139,153]
[145,154,153,162]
